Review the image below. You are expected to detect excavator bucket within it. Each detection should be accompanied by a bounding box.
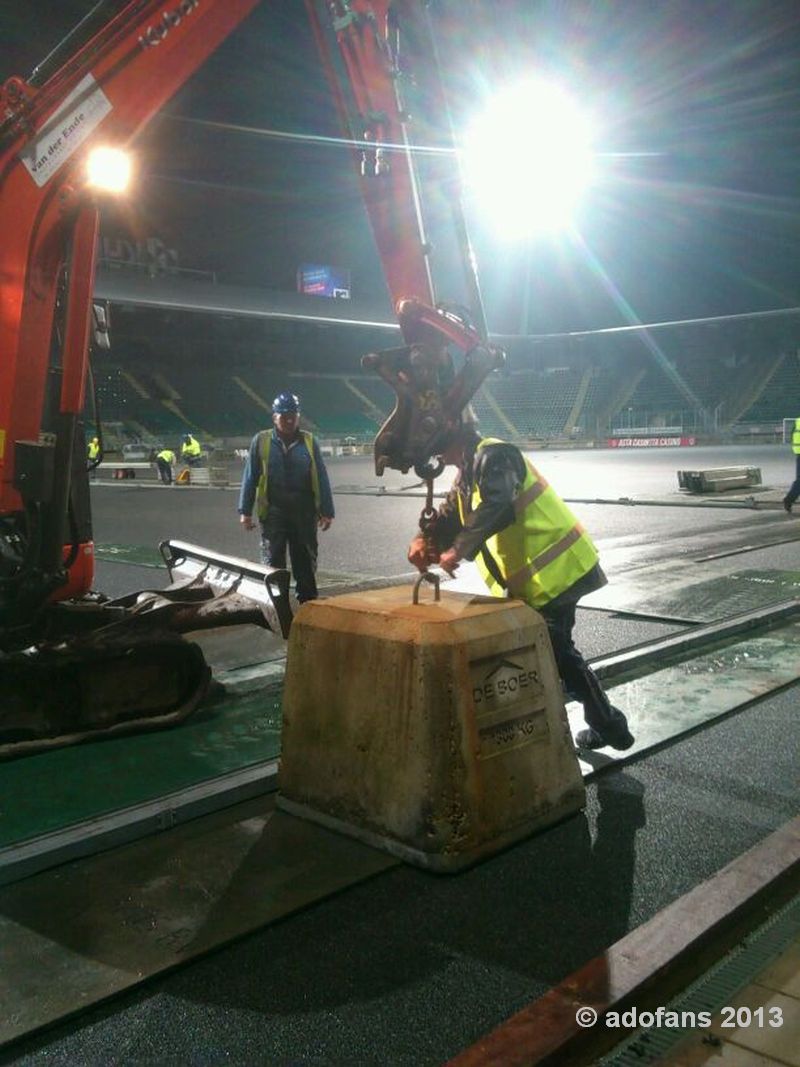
[1,623,212,760]
[158,540,293,639]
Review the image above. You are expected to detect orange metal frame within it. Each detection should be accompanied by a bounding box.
[304,0,488,354]
[0,0,260,600]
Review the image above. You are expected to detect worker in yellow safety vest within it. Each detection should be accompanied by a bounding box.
[407,412,634,752]
[181,433,202,466]
[782,417,800,514]
[155,447,176,485]
[87,436,100,461]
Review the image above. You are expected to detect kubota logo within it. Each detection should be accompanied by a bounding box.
[139,0,200,48]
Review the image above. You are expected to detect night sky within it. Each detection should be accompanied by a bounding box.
[3,0,800,337]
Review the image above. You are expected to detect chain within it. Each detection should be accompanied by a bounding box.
[419,476,435,531]
[418,476,438,569]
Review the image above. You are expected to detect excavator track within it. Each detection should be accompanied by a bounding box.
[1,623,210,759]
[0,550,293,760]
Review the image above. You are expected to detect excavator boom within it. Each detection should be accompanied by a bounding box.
[305,0,505,478]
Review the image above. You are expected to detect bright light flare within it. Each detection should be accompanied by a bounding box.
[86,146,131,193]
[462,80,595,238]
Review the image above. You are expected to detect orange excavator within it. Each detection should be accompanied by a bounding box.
[0,0,503,755]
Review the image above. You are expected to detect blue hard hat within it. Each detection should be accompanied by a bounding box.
[272,391,300,414]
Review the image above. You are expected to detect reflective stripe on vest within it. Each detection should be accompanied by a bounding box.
[459,438,599,607]
[793,418,800,455]
[255,430,321,520]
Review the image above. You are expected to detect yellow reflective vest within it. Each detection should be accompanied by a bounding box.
[255,430,321,521]
[792,418,800,455]
[458,438,599,608]
[182,435,201,459]
[87,439,99,460]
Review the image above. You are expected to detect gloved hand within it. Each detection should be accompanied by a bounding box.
[438,547,462,576]
[407,535,439,572]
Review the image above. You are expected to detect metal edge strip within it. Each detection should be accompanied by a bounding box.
[0,758,279,886]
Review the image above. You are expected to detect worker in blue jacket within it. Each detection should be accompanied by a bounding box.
[238,391,334,602]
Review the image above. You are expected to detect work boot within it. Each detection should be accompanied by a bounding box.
[576,726,635,752]
[784,497,793,514]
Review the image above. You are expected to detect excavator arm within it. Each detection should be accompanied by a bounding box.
[305,0,505,479]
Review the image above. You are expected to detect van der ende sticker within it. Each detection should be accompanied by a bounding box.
[20,74,112,188]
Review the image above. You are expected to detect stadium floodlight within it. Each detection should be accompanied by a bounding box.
[461,79,594,238]
[86,146,131,194]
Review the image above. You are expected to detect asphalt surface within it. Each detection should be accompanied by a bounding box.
[4,442,800,1066]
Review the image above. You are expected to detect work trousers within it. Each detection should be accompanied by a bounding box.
[785,454,800,506]
[259,501,319,602]
[155,457,172,485]
[539,598,631,742]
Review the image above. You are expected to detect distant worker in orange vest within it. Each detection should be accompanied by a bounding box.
[407,412,634,752]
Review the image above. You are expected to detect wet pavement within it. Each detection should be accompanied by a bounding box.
[2,442,799,1065]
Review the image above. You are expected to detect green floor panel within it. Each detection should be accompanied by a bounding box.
[655,569,800,622]
[6,608,800,851]
[571,619,800,772]
[94,543,166,568]
[0,682,284,850]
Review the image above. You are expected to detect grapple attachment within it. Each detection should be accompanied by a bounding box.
[363,301,505,478]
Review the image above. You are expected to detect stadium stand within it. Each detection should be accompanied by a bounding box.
[674,348,730,410]
[479,368,584,438]
[158,360,265,438]
[735,350,800,426]
[616,363,690,428]
[91,364,190,442]
[287,374,381,439]
[576,360,636,437]
[86,299,800,450]
[472,379,518,439]
[350,376,396,422]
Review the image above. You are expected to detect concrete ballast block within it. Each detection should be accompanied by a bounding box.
[277,584,585,871]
